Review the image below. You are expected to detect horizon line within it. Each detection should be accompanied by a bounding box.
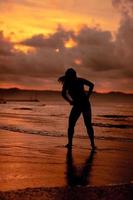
[0,87,133,95]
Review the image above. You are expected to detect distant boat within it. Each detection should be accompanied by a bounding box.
[30,91,39,102]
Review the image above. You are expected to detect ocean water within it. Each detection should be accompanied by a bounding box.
[0,97,133,189]
[0,98,132,142]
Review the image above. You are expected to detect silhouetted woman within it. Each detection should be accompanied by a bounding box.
[58,68,95,149]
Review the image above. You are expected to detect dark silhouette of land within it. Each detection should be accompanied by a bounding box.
[0,87,133,103]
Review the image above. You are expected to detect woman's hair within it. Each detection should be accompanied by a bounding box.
[58,68,77,84]
[58,75,66,84]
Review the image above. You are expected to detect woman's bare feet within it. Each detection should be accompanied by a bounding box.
[65,143,72,148]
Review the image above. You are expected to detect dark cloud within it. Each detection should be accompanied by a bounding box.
[74,26,120,71]
[112,0,133,16]
[0,0,133,92]
[20,26,74,49]
[19,25,120,73]
[0,31,13,55]
[112,0,133,79]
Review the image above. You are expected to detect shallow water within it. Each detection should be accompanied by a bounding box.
[0,100,132,141]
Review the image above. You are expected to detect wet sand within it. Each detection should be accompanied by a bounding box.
[0,184,132,200]
[0,129,133,199]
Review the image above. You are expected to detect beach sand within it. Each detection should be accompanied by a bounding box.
[0,184,132,200]
[0,129,133,199]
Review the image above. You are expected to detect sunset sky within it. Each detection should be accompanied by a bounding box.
[0,0,133,92]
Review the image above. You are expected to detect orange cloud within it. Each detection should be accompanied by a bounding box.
[0,0,120,45]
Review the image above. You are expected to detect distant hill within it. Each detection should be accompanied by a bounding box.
[0,88,132,103]
[0,87,132,95]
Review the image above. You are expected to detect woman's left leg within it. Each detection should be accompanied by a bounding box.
[82,103,95,149]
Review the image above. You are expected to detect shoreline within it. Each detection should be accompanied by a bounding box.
[0,129,133,197]
[0,183,132,200]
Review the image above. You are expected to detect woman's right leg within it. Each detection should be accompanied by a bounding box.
[67,105,81,147]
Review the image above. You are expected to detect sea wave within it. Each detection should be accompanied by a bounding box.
[93,123,133,129]
[0,125,133,143]
[99,115,133,119]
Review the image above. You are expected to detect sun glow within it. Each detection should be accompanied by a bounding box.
[65,38,77,48]
[74,59,82,65]
[14,44,36,53]
[55,48,60,52]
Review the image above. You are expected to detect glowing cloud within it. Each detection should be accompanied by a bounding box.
[65,38,77,48]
